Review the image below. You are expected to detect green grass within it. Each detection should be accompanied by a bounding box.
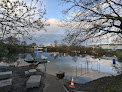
[116,49,122,62]
[99,81,122,92]
[99,74,122,92]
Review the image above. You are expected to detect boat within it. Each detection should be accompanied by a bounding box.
[24,54,48,63]
[24,47,48,63]
[24,54,36,63]
[41,55,48,60]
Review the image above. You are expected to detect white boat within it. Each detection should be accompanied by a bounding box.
[24,54,48,63]
[41,55,48,60]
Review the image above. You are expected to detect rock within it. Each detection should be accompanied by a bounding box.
[25,69,37,76]
[25,71,29,76]
[0,65,9,68]
[72,91,85,92]
[0,78,12,92]
[26,75,41,88]
[56,71,65,79]
[0,71,12,80]
[28,69,37,74]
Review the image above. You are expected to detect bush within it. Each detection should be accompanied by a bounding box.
[116,49,122,62]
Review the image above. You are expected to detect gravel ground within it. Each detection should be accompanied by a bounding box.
[0,65,45,92]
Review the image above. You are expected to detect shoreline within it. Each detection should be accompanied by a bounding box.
[0,65,122,92]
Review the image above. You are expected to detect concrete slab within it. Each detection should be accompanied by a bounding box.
[26,75,41,88]
[28,69,37,74]
[25,69,37,76]
[0,78,12,92]
[0,71,12,80]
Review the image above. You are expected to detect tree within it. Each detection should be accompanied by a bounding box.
[5,36,20,45]
[21,41,27,46]
[0,0,47,40]
[54,40,58,47]
[0,40,9,56]
[61,0,122,45]
[29,42,36,46]
[112,36,122,44]
[39,44,45,47]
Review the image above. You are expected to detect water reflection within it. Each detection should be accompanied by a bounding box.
[0,52,122,83]
[37,53,122,83]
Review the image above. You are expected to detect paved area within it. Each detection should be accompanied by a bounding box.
[26,75,41,88]
[43,73,67,92]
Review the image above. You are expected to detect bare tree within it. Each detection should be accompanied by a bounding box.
[0,0,47,40]
[112,36,122,44]
[61,0,122,45]
[54,40,58,47]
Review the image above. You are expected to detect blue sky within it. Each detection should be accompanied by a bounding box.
[9,0,114,46]
[26,0,113,46]
[44,0,64,19]
[26,0,66,46]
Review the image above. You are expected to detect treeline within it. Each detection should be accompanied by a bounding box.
[46,45,116,57]
[0,37,22,57]
[116,49,122,62]
[0,36,35,57]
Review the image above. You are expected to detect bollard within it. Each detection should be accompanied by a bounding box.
[113,59,116,64]
[99,58,101,61]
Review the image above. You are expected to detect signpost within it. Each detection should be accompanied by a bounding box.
[45,48,47,56]
[36,47,39,62]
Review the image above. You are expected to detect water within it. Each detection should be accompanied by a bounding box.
[0,53,122,83]
[37,53,122,83]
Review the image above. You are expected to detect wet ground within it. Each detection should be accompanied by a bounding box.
[37,53,122,83]
[0,53,122,84]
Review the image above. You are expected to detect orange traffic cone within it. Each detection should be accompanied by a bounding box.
[69,76,75,88]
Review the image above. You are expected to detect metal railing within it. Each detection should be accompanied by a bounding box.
[75,60,101,77]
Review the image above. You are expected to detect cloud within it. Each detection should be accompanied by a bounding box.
[27,34,63,46]
[27,18,65,45]
[46,18,63,33]
[48,18,59,25]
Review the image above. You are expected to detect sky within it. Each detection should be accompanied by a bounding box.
[3,0,117,46]
[23,0,116,46]
[0,0,66,46]
[26,0,66,46]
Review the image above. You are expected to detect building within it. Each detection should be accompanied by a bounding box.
[98,44,122,50]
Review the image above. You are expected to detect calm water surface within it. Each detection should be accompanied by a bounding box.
[0,53,122,83]
[38,53,122,83]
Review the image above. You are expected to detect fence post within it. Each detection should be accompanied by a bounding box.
[81,64,82,76]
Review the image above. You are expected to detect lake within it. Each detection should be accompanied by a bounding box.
[0,52,122,83]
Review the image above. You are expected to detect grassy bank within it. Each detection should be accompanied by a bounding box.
[65,73,122,92]
[116,49,122,62]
